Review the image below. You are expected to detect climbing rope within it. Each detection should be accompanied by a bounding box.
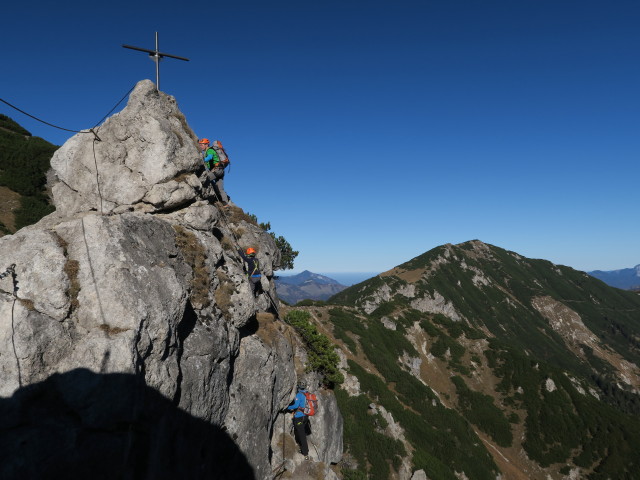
[2,85,136,215]
[308,436,320,460]
[0,97,98,138]
[92,84,136,128]
[88,84,136,215]
[91,138,104,215]
[204,184,282,318]
[1,264,22,388]
[1,84,134,139]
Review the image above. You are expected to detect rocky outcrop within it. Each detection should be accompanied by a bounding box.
[270,388,343,479]
[50,79,202,216]
[0,80,342,479]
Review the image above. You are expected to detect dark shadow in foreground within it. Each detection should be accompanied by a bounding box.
[0,368,255,480]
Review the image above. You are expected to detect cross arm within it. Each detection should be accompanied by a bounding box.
[122,44,190,61]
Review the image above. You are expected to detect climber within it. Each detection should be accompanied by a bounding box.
[239,247,263,297]
[198,138,229,207]
[286,382,311,459]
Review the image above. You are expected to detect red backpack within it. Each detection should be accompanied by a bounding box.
[303,391,318,416]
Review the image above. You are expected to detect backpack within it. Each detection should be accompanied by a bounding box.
[303,391,318,416]
[212,140,230,168]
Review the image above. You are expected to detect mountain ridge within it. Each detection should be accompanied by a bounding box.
[276,270,347,304]
[278,270,343,286]
[320,239,640,479]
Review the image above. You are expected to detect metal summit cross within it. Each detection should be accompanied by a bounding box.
[123,32,189,91]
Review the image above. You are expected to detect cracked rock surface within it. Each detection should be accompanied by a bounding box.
[50,79,202,216]
[0,80,343,480]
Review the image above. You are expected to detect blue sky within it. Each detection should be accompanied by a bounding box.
[2,0,638,274]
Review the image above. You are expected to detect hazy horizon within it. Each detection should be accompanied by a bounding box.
[278,271,379,287]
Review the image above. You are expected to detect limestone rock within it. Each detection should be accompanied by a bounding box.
[411,470,430,480]
[0,81,343,479]
[50,80,202,216]
[225,333,296,479]
[312,390,344,464]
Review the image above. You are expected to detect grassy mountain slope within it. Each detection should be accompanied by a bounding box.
[318,240,640,479]
[0,114,57,234]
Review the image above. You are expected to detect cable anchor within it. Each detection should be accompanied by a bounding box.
[0,264,16,280]
[89,128,102,142]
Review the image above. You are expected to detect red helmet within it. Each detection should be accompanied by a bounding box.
[246,247,256,255]
[198,138,210,145]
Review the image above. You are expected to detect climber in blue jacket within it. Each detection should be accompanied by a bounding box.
[287,382,310,458]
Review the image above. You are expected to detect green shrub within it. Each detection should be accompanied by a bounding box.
[0,114,31,135]
[346,360,499,480]
[0,118,57,232]
[285,310,343,387]
[0,130,57,197]
[14,194,54,230]
[341,468,368,480]
[295,299,326,307]
[486,340,640,476]
[329,308,365,353]
[451,376,513,447]
[336,388,406,480]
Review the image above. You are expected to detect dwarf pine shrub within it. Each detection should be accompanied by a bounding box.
[284,309,343,387]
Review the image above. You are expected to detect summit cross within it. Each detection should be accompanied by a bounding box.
[123,32,189,92]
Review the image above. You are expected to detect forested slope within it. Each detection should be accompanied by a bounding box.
[0,114,57,234]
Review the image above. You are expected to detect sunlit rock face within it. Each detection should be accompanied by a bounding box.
[0,80,343,479]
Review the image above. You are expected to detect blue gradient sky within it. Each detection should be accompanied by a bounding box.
[2,1,638,274]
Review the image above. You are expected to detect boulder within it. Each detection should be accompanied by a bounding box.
[50,79,202,216]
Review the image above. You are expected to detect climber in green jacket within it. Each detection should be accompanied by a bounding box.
[198,138,229,206]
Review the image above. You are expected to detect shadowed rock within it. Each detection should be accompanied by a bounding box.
[0,369,255,480]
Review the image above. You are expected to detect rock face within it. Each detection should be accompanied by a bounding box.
[50,79,202,216]
[0,80,342,479]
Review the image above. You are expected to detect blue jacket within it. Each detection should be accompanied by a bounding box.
[288,390,307,418]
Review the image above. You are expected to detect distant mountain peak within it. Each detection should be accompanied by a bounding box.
[275,270,347,304]
[588,263,640,290]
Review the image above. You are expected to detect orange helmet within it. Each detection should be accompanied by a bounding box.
[246,247,256,255]
[198,138,210,145]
